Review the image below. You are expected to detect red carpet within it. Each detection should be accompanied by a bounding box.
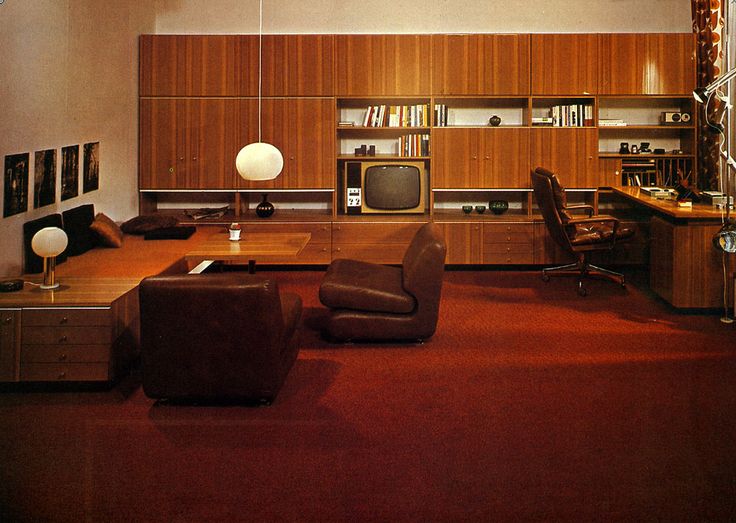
[1,270,735,521]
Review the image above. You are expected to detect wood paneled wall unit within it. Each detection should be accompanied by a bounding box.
[432,34,530,95]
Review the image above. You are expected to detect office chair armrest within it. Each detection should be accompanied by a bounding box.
[567,215,621,245]
[564,204,595,217]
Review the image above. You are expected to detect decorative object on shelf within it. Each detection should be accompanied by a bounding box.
[630,144,639,154]
[639,142,652,154]
[368,145,376,156]
[462,205,473,214]
[654,148,666,154]
[256,194,275,218]
[235,0,284,182]
[228,222,241,241]
[619,142,630,154]
[31,226,68,290]
[660,111,691,124]
[488,115,501,127]
[489,200,509,215]
[474,205,486,214]
[355,145,367,156]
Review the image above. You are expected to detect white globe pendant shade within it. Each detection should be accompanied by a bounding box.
[235,142,284,181]
[31,226,68,257]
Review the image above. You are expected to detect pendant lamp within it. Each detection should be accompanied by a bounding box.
[235,0,284,181]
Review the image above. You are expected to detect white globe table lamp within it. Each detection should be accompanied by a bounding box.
[31,226,68,290]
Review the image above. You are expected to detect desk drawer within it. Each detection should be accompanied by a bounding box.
[483,242,534,264]
[332,222,423,244]
[22,326,112,345]
[21,344,110,363]
[22,308,111,327]
[19,362,111,382]
[243,222,331,243]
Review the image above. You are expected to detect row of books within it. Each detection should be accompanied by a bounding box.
[548,104,594,127]
[398,133,430,157]
[434,104,450,126]
[362,104,429,127]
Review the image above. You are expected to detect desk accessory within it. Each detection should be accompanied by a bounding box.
[0,279,23,292]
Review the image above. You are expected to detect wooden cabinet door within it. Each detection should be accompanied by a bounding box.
[432,34,530,95]
[139,98,184,189]
[335,35,431,96]
[283,98,335,189]
[481,128,530,188]
[432,128,482,188]
[262,35,334,96]
[599,34,696,95]
[139,35,239,96]
[530,128,598,188]
[531,34,598,95]
[436,223,482,264]
[188,99,240,189]
[237,98,288,190]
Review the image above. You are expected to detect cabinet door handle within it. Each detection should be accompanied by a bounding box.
[60,317,68,324]
[59,354,67,362]
[192,157,198,161]
[58,371,66,380]
[59,335,67,343]
[3,317,11,325]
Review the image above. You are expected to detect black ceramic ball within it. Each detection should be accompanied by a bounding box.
[489,115,501,127]
[256,194,275,218]
[489,200,509,215]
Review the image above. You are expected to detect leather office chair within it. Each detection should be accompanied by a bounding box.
[319,222,447,342]
[139,273,301,404]
[532,167,634,296]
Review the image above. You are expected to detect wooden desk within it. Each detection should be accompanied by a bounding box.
[611,187,733,309]
[0,277,140,383]
[184,232,311,272]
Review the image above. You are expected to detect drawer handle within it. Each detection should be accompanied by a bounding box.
[59,354,67,362]
[60,317,68,324]
[59,335,68,343]
[58,371,66,380]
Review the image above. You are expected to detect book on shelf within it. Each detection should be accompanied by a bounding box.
[185,205,229,220]
[434,104,449,127]
[532,117,554,126]
[338,121,355,127]
[549,103,593,127]
[599,119,627,127]
[362,104,429,128]
[398,133,430,157]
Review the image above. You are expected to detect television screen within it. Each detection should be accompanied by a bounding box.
[364,165,421,210]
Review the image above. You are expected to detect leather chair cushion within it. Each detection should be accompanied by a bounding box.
[570,222,635,246]
[319,258,416,314]
[549,174,573,223]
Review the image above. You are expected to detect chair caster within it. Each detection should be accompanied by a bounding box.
[541,272,550,282]
[577,282,588,297]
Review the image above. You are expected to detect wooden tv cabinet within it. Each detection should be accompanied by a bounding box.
[0,278,139,384]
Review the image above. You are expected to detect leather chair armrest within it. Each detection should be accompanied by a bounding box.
[564,204,595,217]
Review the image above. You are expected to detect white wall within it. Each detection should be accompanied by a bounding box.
[152,0,692,34]
[0,0,155,276]
[0,0,692,276]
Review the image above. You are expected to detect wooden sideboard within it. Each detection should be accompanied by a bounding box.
[0,278,139,383]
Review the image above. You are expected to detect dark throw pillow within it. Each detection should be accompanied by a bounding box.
[90,213,124,248]
[62,204,96,256]
[121,214,179,235]
[23,214,67,274]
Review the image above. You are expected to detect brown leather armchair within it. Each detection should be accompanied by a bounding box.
[532,167,634,296]
[319,222,447,342]
[139,273,301,404]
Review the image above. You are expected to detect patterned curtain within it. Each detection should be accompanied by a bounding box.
[692,0,725,190]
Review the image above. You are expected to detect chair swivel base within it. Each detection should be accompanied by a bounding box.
[541,261,626,296]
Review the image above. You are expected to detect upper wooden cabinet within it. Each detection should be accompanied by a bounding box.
[432,34,530,95]
[531,34,599,95]
[530,128,599,188]
[335,35,431,96]
[261,35,334,96]
[140,35,333,97]
[140,35,241,97]
[598,33,696,95]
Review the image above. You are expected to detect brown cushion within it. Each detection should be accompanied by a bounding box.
[90,213,123,248]
[570,222,635,246]
[320,258,416,314]
[121,214,179,235]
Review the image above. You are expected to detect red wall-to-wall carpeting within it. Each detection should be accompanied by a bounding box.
[1,270,734,521]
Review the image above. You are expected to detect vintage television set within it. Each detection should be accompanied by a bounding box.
[342,161,427,214]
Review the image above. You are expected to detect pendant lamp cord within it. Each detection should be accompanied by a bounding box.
[258,0,263,142]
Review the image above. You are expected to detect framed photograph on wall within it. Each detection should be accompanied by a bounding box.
[34,149,56,208]
[3,153,29,218]
[61,144,79,201]
[83,141,99,193]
